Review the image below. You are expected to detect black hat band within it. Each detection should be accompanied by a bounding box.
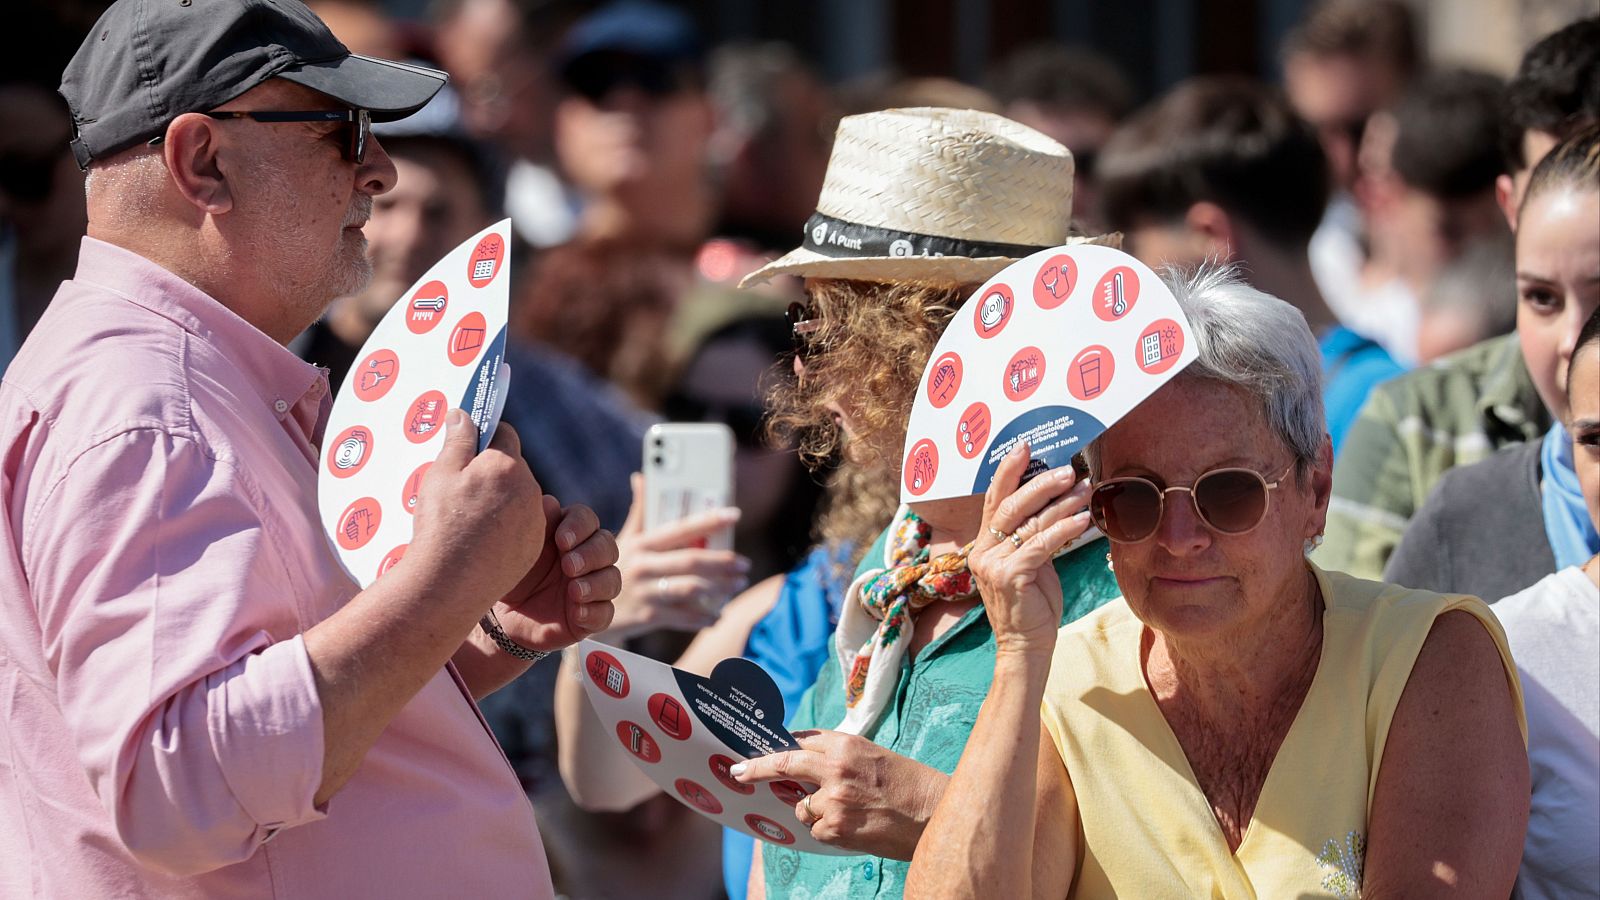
[800,212,1048,262]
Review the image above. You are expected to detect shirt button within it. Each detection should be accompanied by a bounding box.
[273,399,289,414]
[860,861,874,879]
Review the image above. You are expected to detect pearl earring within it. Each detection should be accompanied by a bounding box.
[1303,533,1324,556]
[1105,551,1114,572]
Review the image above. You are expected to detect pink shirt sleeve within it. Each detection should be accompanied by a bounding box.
[24,426,327,876]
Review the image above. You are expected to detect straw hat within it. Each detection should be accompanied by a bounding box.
[739,107,1117,288]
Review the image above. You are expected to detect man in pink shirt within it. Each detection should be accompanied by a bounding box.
[0,1,620,896]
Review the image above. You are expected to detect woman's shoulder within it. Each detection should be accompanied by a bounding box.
[1315,566,1520,725]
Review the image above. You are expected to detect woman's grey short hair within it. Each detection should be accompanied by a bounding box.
[1089,263,1325,474]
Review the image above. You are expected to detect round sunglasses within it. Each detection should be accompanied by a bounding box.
[1089,462,1294,544]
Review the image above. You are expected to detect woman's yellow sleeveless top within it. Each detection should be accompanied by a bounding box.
[1039,565,1524,899]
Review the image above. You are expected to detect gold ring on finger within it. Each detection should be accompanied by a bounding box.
[801,793,818,824]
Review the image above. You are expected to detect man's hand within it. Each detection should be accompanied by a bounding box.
[730,730,950,860]
[492,496,621,650]
[404,411,547,612]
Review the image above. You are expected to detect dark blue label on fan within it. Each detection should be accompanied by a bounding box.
[459,325,508,452]
[972,405,1106,494]
[672,658,801,758]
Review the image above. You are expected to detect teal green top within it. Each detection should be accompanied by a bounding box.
[761,528,1121,898]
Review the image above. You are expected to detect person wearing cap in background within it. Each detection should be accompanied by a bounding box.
[0,1,621,895]
[722,107,1123,899]
[552,0,715,252]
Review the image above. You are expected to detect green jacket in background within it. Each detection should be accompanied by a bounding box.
[760,528,1120,899]
[1315,332,1548,580]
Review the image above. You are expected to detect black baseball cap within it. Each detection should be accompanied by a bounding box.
[60,0,447,169]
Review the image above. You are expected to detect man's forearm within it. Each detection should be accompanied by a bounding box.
[303,566,492,806]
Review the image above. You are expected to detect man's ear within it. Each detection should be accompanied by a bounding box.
[1495,173,1518,232]
[162,113,233,215]
[1183,201,1238,260]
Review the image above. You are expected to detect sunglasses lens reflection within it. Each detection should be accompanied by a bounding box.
[1193,469,1269,534]
[1092,480,1163,543]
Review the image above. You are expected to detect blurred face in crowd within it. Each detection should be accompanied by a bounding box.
[0,85,86,256]
[1284,51,1395,191]
[555,59,713,197]
[436,0,556,157]
[355,141,489,322]
[1570,339,1600,530]
[1384,188,1505,288]
[1097,376,1329,642]
[1516,185,1600,423]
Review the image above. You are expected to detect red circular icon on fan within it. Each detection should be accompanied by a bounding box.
[335,497,382,551]
[406,281,449,334]
[1068,345,1115,402]
[904,438,939,496]
[648,692,693,741]
[401,462,432,515]
[708,754,755,795]
[616,720,661,764]
[956,402,991,459]
[769,780,813,806]
[585,650,630,698]
[467,234,506,288]
[1135,318,1186,375]
[402,390,448,444]
[375,544,406,580]
[352,349,400,403]
[745,814,796,845]
[1002,346,1047,402]
[674,778,723,815]
[926,351,963,409]
[1033,254,1078,310]
[1092,266,1140,321]
[326,425,374,478]
[447,312,489,368]
[972,284,1014,339]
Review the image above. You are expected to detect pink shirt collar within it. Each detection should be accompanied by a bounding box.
[74,236,331,436]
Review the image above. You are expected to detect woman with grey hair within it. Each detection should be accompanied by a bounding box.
[904,266,1529,898]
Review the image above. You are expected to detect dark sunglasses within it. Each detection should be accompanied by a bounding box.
[565,55,691,104]
[661,393,769,449]
[785,301,823,358]
[151,109,372,164]
[1089,463,1293,544]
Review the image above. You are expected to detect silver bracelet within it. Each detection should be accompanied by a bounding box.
[478,607,551,663]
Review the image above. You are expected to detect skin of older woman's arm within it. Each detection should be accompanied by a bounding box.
[904,651,1077,899]
[1361,609,1529,898]
[553,575,783,811]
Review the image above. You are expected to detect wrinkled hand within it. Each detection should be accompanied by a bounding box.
[603,472,747,640]
[493,496,622,651]
[405,411,546,613]
[731,730,949,860]
[968,443,1092,657]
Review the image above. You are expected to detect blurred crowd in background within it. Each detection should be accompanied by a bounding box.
[3,0,1597,897]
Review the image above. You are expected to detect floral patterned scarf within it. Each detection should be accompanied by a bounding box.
[834,505,978,735]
